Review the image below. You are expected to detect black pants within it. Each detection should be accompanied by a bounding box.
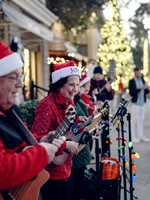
[70,167,85,200]
[40,178,71,200]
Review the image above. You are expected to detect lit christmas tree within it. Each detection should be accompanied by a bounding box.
[97,0,135,91]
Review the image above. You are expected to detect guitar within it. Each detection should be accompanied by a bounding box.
[0,110,50,200]
[53,113,102,165]
[0,170,49,200]
[98,78,114,94]
[0,105,75,200]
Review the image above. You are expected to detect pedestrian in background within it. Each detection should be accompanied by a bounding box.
[129,67,150,143]
[88,66,115,102]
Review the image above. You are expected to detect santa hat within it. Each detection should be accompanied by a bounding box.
[52,61,81,83]
[0,42,23,77]
[80,74,90,86]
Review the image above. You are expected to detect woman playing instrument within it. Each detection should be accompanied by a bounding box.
[31,61,80,200]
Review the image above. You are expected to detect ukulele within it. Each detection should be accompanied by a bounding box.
[49,105,76,165]
[78,100,109,129]
[53,112,102,165]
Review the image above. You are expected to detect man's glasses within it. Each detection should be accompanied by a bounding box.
[2,74,25,84]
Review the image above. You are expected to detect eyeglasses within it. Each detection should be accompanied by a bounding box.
[2,74,25,84]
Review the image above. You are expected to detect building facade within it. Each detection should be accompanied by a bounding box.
[0,0,57,102]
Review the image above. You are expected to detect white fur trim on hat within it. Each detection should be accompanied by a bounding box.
[80,76,90,86]
[52,66,81,83]
[0,53,24,76]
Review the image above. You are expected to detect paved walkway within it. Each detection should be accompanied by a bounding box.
[89,97,150,200]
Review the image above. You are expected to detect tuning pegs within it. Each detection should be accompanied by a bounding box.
[70,117,75,121]
[71,111,76,115]
[69,107,74,111]
[66,111,70,116]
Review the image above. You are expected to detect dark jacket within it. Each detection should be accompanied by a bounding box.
[129,78,149,103]
[89,78,115,101]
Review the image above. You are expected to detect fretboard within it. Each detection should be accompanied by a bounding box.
[48,117,70,143]
[71,132,83,143]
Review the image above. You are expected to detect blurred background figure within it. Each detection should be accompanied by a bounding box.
[129,67,150,143]
[88,66,115,103]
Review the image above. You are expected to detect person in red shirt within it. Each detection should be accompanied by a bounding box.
[31,61,81,200]
[0,42,65,198]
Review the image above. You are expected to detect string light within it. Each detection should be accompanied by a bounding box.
[116,120,120,124]
[132,174,136,182]
[132,165,136,172]
[118,146,123,150]
[47,56,86,72]
[116,137,121,141]
[128,141,133,148]
[122,155,126,160]
[135,153,140,159]
[105,127,109,131]
[131,154,135,160]
[125,161,129,167]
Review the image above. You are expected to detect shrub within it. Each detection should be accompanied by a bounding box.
[18,100,39,130]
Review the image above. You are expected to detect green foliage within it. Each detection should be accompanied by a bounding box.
[131,46,143,68]
[46,0,108,30]
[46,0,109,45]
[129,2,150,64]
[18,100,39,130]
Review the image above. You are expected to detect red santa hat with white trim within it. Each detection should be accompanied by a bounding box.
[80,74,90,86]
[52,61,81,83]
[0,42,23,77]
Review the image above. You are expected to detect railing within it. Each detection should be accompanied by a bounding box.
[30,81,48,100]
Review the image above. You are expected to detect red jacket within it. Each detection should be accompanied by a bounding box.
[31,92,74,180]
[0,106,49,191]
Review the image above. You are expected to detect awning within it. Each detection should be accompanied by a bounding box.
[49,38,88,61]
[2,2,54,42]
[64,42,77,54]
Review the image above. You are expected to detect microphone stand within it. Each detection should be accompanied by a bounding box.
[116,123,121,162]
[95,129,101,199]
[127,113,135,200]
[120,113,127,200]
[111,101,130,200]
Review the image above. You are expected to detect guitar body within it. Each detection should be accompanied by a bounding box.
[0,169,49,200]
[52,131,74,166]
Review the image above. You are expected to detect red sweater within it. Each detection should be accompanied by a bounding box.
[0,108,49,191]
[31,92,74,180]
